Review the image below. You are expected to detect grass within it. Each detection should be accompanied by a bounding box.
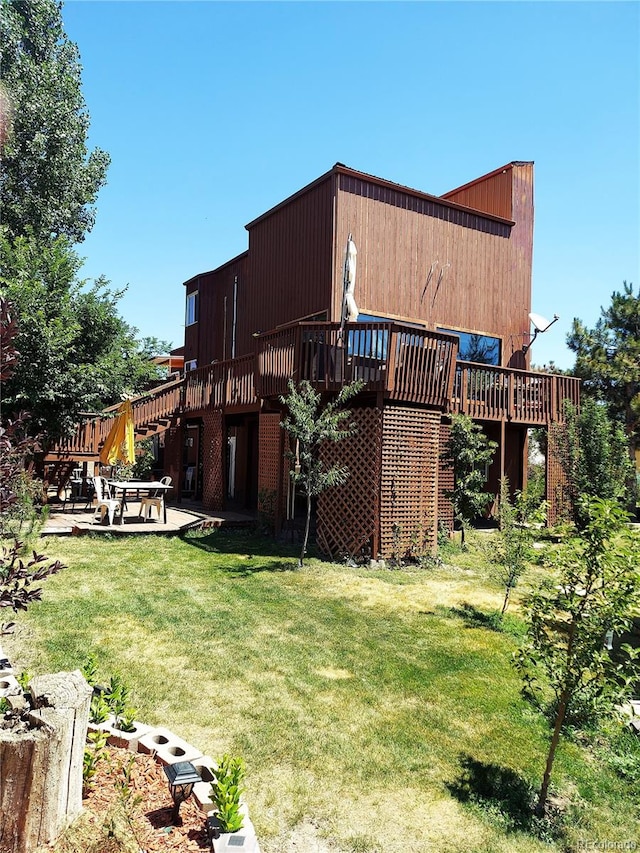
[7,529,639,852]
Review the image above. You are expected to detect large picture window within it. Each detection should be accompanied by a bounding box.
[185,291,199,326]
[437,327,501,365]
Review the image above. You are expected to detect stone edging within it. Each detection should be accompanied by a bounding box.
[0,647,260,853]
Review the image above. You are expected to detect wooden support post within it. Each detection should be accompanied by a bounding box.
[0,671,92,853]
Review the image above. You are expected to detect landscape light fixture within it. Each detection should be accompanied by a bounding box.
[163,761,201,824]
[522,312,559,354]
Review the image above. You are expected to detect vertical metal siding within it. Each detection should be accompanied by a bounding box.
[442,167,514,220]
[334,165,533,367]
[247,177,335,339]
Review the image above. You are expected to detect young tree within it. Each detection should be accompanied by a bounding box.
[515,497,640,816]
[0,0,110,244]
[567,281,639,507]
[441,414,497,545]
[495,477,535,616]
[551,398,634,527]
[280,379,363,567]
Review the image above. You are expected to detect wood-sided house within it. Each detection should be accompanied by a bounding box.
[47,161,578,557]
[158,161,578,558]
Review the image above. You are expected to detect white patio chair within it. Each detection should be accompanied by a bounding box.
[138,476,172,522]
[92,476,120,526]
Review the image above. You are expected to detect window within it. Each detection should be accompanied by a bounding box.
[185,291,199,326]
[437,327,501,366]
[348,314,427,361]
[185,359,197,371]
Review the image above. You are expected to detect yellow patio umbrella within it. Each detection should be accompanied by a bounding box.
[99,400,135,465]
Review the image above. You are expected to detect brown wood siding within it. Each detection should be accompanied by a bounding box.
[441,165,514,220]
[246,177,335,344]
[183,254,250,368]
[333,165,533,369]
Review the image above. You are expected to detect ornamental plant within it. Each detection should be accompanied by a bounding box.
[210,754,246,833]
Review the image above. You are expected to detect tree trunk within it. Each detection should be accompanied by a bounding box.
[299,492,312,567]
[535,686,569,817]
[0,670,92,853]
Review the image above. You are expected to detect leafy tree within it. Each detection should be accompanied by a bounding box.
[567,281,639,506]
[280,379,363,567]
[515,497,640,816]
[0,232,168,439]
[551,399,634,527]
[1,297,65,630]
[442,414,497,545]
[0,0,110,244]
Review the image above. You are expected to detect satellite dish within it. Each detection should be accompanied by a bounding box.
[523,312,559,353]
[529,312,553,332]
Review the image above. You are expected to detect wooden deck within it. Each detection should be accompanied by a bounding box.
[42,501,255,537]
[45,320,580,472]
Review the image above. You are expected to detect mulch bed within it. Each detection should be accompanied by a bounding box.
[81,746,211,851]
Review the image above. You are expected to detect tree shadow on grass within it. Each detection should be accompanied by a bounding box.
[181,527,300,573]
[446,754,563,841]
[447,602,505,631]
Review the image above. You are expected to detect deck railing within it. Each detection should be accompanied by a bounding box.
[47,325,581,463]
[255,321,458,408]
[48,378,184,459]
[183,353,257,414]
[450,362,581,424]
[50,418,102,457]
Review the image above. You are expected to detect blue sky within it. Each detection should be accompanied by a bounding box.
[62,0,639,369]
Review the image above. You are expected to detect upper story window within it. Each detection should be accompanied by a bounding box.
[437,327,501,365]
[185,291,199,326]
[185,359,197,371]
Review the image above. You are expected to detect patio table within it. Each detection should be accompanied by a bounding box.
[108,480,172,525]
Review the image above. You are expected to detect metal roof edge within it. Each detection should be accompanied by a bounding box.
[183,250,249,287]
[441,161,534,201]
[332,162,516,225]
[245,162,516,230]
[244,167,336,230]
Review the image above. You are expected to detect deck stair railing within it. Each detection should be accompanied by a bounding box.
[48,377,184,460]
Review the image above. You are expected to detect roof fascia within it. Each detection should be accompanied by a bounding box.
[183,250,249,287]
[333,163,516,226]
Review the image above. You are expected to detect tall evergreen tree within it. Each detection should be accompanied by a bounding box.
[0,0,110,243]
[567,282,639,507]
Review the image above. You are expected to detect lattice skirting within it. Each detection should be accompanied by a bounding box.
[380,406,441,559]
[258,413,284,526]
[162,426,183,496]
[201,410,224,510]
[316,407,382,560]
[547,422,573,525]
[437,422,455,533]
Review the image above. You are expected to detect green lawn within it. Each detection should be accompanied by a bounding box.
[7,530,639,853]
